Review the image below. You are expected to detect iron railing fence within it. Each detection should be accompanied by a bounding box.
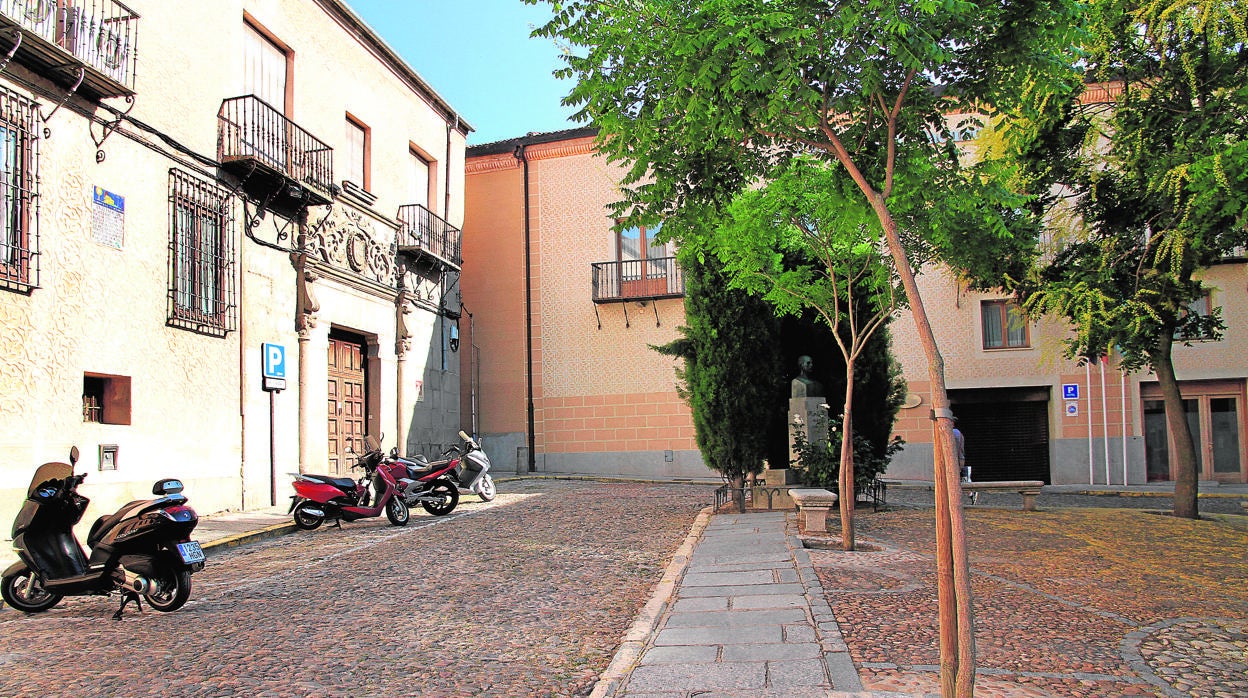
[591,256,684,302]
[396,203,462,267]
[0,0,139,91]
[217,95,334,196]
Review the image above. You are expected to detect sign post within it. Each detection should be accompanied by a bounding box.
[261,343,287,505]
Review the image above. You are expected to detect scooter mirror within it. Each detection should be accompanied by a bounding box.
[365,435,381,452]
[70,445,79,465]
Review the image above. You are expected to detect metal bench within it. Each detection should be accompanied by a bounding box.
[961,480,1044,511]
[789,488,838,532]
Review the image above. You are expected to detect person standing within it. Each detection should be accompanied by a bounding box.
[952,417,977,504]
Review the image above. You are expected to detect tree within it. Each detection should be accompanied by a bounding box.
[710,156,904,550]
[530,1,1083,693]
[1000,0,1248,519]
[654,252,784,513]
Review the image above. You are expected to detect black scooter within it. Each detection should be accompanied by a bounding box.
[2,447,205,619]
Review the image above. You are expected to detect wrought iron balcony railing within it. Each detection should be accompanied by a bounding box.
[0,0,139,98]
[397,203,462,269]
[217,95,334,203]
[591,256,684,303]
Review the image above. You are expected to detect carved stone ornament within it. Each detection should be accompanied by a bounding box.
[395,289,414,356]
[306,207,397,286]
[292,253,320,335]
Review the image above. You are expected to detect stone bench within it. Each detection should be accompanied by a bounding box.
[790,488,838,532]
[962,480,1044,511]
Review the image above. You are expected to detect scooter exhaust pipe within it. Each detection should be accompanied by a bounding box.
[121,570,151,594]
[299,506,327,517]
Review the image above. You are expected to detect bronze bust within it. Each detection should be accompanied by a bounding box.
[791,355,824,398]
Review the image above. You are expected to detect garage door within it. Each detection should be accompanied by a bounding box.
[951,387,1051,484]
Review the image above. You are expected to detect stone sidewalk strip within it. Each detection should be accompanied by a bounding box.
[595,510,871,697]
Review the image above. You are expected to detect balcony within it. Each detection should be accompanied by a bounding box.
[591,256,685,303]
[397,203,461,270]
[217,95,334,215]
[0,0,138,100]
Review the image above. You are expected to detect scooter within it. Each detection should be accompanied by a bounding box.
[2,447,205,620]
[288,435,410,530]
[447,431,496,502]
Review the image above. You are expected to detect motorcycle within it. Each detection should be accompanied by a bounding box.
[387,431,495,509]
[288,435,409,530]
[2,447,205,620]
[383,444,462,517]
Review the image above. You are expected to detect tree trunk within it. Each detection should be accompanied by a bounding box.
[840,365,856,551]
[731,473,746,514]
[1150,336,1200,519]
[869,193,977,697]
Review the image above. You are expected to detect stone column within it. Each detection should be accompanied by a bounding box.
[292,253,320,475]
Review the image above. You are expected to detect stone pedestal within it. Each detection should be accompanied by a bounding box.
[763,466,799,486]
[789,396,830,465]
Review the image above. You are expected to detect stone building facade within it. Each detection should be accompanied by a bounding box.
[0,0,469,529]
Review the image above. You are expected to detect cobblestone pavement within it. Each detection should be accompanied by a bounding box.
[809,496,1248,697]
[0,480,713,698]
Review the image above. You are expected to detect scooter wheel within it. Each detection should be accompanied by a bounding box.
[293,500,325,530]
[476,474,497,502]
[144,568,192,612]
[386,497,410,527]
[2,565,63,613]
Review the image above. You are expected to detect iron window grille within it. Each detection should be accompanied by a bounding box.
[167,169,237,336]
[0,85,39,294]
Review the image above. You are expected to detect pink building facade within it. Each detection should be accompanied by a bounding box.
[461,129,705,478]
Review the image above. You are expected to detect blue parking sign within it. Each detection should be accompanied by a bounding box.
[263,343,286,379]
[1062,383,1079,400]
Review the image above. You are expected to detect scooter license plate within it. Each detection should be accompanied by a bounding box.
[177,541,205,564]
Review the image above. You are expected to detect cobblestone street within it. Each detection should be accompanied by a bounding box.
[811,501,1248,697]
[0,480,713,698]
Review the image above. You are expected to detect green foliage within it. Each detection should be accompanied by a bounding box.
[791,412,905,495]
[528,0,1084,286]
[1002,0,1248,371]
[653,253,783,482]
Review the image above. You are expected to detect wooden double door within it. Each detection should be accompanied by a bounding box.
[327,332,368,477]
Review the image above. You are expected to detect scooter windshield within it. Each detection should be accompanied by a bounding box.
[27,462,73,497]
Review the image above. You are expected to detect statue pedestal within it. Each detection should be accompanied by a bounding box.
[763,466,799,486]
[789,396,830,465]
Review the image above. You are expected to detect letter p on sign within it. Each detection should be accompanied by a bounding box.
[263,343,286,380]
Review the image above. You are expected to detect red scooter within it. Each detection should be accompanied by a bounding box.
[288,436,409,530]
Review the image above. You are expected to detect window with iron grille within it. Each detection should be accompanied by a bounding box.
[0,87,38,293]
[168,170,237,336]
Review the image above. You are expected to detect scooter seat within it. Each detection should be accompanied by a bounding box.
[301,474,358,491]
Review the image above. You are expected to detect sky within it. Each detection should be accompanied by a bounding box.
[345,0,582,145]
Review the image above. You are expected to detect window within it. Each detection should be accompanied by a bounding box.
[168,170,237,336]
[243,21,288,113]
[0,87,38,293]
[981,300,1029,349]
[83,373,131,425]
[409,148,431,207]
[615,222,677,298]
[1176,292,1217,341]
[344,116,369,190]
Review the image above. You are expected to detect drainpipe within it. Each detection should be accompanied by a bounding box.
[514,142,536,473]
[444,116,457,221]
